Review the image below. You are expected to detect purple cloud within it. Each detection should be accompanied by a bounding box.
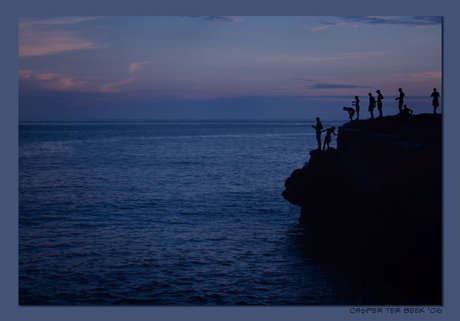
[312,16,441,31]
[307,83,371,90]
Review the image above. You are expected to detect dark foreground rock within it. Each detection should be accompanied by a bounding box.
[283,114,442,305]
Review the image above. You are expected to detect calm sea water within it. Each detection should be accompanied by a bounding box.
[19,120,371,305]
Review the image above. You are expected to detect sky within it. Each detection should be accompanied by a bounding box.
[18,16,442,121]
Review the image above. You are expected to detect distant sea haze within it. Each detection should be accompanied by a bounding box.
[20,120,377,305]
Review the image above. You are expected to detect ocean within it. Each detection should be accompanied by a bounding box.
[19,120,372,305]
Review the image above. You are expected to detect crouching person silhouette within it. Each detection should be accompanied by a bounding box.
[401,104,413,118]
[322,126,337,151]
[343,107,355,122]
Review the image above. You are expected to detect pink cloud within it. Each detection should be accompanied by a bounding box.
[409,71,441,81]
[19,66,140,94]
[18,17,107,57]
[310,21,355,32]
[19,17,101,28]
[128,61,150,74]
[387,71,442,85]
[97,77,136,93]
[18,70,88,91]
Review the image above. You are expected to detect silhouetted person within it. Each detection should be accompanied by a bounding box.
[311,117,323,150]
[431,88,440,114]
[395,88,404,113]
[401,104,413,118]
[376,89,384,117]
[322,126,337,150]
[368,92,376,119]
[352,96,360,120]
[343,106,355,122]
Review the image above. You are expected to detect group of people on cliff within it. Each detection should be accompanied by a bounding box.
[313,88,440,151]
[342,88,440,122]
[311,117,336,151]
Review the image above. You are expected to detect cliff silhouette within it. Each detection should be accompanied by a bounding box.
[283,113,442,305]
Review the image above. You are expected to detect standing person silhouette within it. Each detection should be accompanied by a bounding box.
[321,126,337,150]
[431,88,440,114]
[376,90,384,117]
[352,96,360,120]
[368,93,376,119]
[395,88,404,113]
[311,117,323,150]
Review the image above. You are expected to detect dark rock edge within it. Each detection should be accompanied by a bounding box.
[282,114,442,305]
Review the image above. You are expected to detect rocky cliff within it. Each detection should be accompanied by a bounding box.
[283,114,442,304]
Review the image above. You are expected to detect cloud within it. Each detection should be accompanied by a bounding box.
[19,69,137,94]
[311,16,442,31]
[18,17,107,57]
[185,16,241,23]
[294,78,371,90]
[254,51,388,65]
[18,70,88,91]
[310,21,354,32]
[293,78,316,82]
[203,16,242,23]
[19,16,101,27]
[346,16,442,28]
[307,83,371,90]
[128,61,150,74]
[387,71,442,86]
[97,78,135,93]
[408,71,442,81]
